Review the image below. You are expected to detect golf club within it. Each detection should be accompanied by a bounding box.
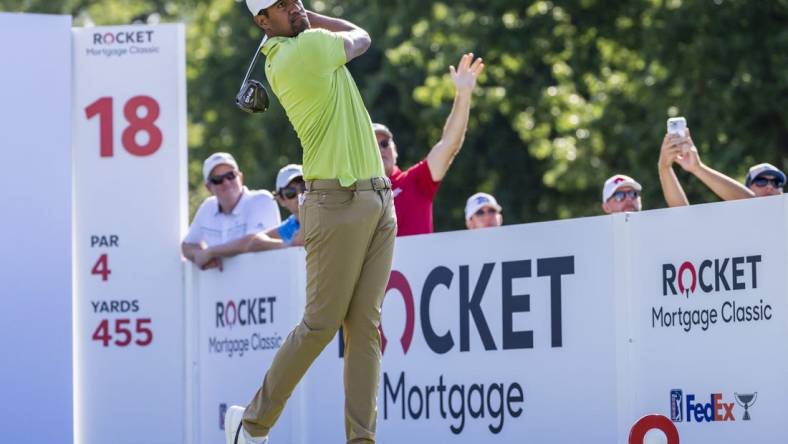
[235,35,270,113]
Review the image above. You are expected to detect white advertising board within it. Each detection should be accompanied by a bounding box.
[72,24,188,444]
[303,217,626,443]
[191,248,307,444]
[0,12,73,443]
[626,196,788,443]
[191,197,788,443]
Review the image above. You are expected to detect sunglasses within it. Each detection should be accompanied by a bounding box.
[208,170,238,185]
[752,177,784,188]
[611,190,640,202]
[378,138,392,149]
[475,207,499,217]
[279,183,305,199]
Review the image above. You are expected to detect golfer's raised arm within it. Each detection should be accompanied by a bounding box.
[306,10,371,62]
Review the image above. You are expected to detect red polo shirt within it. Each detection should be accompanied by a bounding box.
[390,160,441,236]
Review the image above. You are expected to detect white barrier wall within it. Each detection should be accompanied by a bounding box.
[191,195,788,443]
[304,216,627,443]
[626,195,788,442]
[72,24,188,444]
[0,13,74,443]
[189,248,307,444]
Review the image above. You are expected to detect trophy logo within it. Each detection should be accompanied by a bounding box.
[734,392,757,421]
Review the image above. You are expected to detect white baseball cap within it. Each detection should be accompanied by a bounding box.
[602,174,642,202]
[465,192,502,221]
[745,163,786,187]
[245,0,278,15]
[275,164,303,191]
[203,152,239,183]
[372,123,393,138]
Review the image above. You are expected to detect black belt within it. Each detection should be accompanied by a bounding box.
[305,177,391,192]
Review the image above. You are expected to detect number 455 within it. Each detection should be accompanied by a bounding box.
[92,318,153,347]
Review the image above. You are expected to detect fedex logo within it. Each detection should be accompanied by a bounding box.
[674,391,735,423]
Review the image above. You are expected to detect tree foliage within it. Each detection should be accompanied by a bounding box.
[4,0,787,229]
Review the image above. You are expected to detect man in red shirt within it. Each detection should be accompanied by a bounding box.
[374,52,484,236]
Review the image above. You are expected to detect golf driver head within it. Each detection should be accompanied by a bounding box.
[236,79,270,113]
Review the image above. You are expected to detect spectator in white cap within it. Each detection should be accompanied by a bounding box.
[465,192,503,229]
[374,52,484,237]
[657,128,781,206]
[602,174,643,214]
[181,152,281,271]
[745,163,785,197]
[192,163,305,268]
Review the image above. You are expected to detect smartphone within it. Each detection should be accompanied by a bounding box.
[667,117,687,137]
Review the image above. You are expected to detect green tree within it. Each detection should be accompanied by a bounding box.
[4,0,786,229]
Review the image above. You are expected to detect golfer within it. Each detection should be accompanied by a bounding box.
[225,1,396,443]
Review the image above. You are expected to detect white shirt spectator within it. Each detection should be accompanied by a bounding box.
[184,187,281,247]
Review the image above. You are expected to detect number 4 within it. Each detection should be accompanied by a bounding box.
[92,319,111,347]
[91,254,111,281]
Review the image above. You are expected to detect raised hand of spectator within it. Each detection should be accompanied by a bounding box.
[450,53,484,95]
[673,128,702,174]
[658,133,683,170]
[658,132,690,207]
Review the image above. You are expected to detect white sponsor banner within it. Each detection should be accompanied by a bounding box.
[304,217,626,443]
[626,196,788,443]
[72,24,188,444]
[0,13,73,443]
[191,249,307,444]
[192,197,788,443]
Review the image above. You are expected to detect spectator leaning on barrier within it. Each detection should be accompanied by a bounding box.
[464,192,503,229]
[602,174,643,214]
[190,164,307,268]
[181,152,282,271]
[374,52,485,237]
[657,129,782,207]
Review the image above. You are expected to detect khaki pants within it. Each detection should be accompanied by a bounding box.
[243,177,396,443]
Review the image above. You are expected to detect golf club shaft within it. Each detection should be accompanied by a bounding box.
[240,35,268,88]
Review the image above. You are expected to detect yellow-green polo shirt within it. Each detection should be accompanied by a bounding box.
[262,29,384,186]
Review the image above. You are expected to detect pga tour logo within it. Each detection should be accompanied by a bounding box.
[670,389,758,423]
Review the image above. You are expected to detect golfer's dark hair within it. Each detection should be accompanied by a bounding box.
[257,9,268,17]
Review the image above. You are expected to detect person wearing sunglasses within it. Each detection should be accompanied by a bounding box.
[464,192,503,229]
[373,52,485,237]
[225,2,397,444]
[192,164,308,268]
[658,129,782,207]
[268,164,305,246]
[745,163,785,197]
[181,152,281,271]
[602,174,643,214]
